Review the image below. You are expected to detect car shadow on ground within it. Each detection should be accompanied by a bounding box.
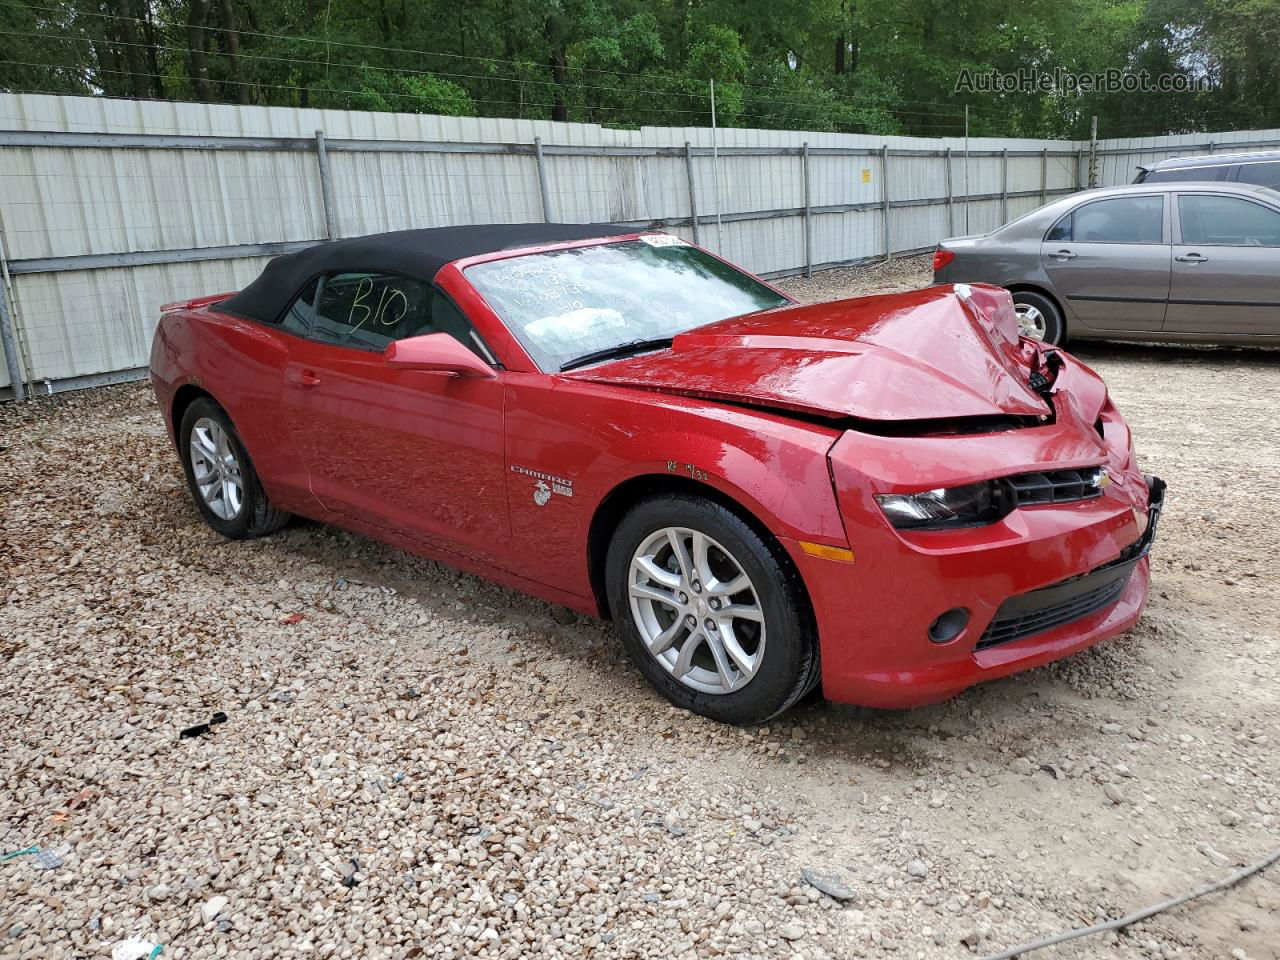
[232,507,1159,774]
[1069,339,1280,366]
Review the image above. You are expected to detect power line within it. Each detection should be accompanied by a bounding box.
[0,0,995,117]
[5,58,959,134]
[0,30,985,128]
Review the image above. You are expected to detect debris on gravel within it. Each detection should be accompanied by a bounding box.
[800,867,857,902]
[2,255,1278,959]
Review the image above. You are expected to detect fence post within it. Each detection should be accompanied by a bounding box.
[0,275,24,402]
[963,106,971,233]
[881,144,891,261]
[1000,148,1008,223]
[314,130,338,240]
[802,142,813,277]
[1206,140,1215,154]
[533,136,553,223]
[944,147,954,236]
[684,142,700,246]
[1075,149,1083,190]
[1040,148,1048,205]
[1088,115,1098,187]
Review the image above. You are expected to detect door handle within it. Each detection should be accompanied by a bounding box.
[1049,249,1077,261]
[1174,252,1208,263]
[289,368,321,388]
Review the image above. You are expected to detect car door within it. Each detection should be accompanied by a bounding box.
[1040,193,1170,333]
[1165,192,1280,337]
[278,271,512,566]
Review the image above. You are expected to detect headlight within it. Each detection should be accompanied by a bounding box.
[875,481,1006,530]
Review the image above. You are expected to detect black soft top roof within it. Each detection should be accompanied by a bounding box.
[220,222,638,323]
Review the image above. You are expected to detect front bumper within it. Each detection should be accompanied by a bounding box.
[792,475,1164,709]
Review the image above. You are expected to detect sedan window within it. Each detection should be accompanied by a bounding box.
[1053,196,1164,244]
[464,239,791,372]
[1178,195,1280,246]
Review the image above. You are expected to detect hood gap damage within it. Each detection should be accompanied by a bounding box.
[724,396,1053,437]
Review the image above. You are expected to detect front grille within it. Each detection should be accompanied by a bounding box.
[1007,467,1105,507]
[976,572,1129,650]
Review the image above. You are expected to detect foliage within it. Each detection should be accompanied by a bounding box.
[0,0,1274,138]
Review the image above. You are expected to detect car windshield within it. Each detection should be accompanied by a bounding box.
[464,238,791,371]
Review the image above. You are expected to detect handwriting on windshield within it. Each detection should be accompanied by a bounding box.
[485,261,588,314]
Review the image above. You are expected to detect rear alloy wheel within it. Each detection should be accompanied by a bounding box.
[179,397,290,539]
[189,416,244,521]
[1011,290,1065,345]
[606,495,819,724]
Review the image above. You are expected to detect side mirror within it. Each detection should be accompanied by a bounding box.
[383,333,496,379]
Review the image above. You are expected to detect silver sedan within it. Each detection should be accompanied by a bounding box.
[933,181,1280,345]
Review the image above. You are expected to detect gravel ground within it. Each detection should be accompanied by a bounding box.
[3,254,1277,960]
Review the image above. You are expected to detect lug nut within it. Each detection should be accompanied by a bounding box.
[708,597,721,610]
[678,592,689,604]
[685,615,697,628]
[705,619,717,632]
[691,580,702,593]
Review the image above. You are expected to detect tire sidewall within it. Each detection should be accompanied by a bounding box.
[1012,290,1065,346]
[606,496,813,725]
[179,398,258,539]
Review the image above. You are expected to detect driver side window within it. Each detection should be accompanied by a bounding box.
[280,272,493,359]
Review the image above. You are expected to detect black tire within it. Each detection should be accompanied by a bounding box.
[605,494,820,725]
[178,397,291,539]
[1011,290,1066,346]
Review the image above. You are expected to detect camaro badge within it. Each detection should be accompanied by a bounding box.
[512,465,574,506]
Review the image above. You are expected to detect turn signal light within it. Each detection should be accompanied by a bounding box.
[932,249,955,272]
[799,541,856,563]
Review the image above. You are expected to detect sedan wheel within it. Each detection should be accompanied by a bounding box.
[1015,303,1048,340]
[628,526,765,695]
[189,416,244,520]
[1010,291,1065,345]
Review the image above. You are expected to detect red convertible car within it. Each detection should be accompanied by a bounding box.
[150,224,1163,724]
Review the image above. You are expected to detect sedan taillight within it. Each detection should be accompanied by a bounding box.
[932,248,955,272]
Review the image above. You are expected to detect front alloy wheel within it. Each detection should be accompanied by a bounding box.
[628,527,765,695]
[606,494,820,724]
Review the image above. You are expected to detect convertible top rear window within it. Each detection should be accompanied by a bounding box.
[465,239,791,371]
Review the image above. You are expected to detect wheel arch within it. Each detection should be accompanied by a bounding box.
[586,473,812,625]
[171,383,217,446]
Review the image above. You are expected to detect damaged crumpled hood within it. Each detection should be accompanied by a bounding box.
[563,283,1052,423]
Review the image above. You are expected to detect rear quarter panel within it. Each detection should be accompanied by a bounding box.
[149,307,310,509]
[946,238,1056,292]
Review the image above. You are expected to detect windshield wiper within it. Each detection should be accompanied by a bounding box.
[559,337,674,372]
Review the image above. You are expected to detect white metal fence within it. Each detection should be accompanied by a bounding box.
[1,92,1277,399]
